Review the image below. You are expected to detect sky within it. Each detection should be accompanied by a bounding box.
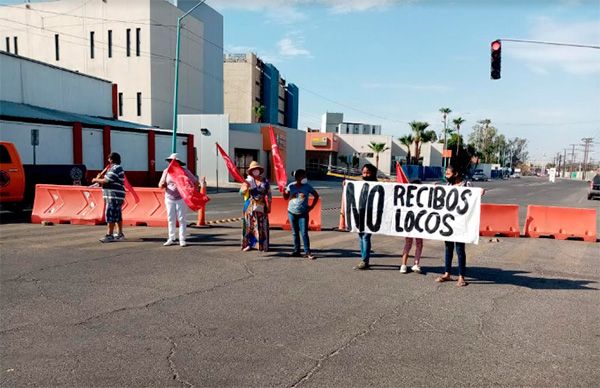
[1,0,599,165]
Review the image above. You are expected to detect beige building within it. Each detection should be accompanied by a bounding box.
[0,0,223,129]
[224,52,299,128]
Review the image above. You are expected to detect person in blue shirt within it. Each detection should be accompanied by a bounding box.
[283,169,319,259]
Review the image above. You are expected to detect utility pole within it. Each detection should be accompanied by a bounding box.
[581,138,593,180]
[569,144,577,176]
[562,148,567,177]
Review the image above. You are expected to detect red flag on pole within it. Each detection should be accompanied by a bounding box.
[102,164,140,203]
[396,162,409,184]
[166,160,209,211]
[268,125,287,193]
[123,175,140,203]
[216,142,245,183]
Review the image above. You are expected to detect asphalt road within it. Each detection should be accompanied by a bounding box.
[1,177,599,387]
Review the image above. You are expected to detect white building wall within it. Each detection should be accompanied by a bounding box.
[0,53,112,117]
[321,112,343,133]
[0,0,223,128]
[82,127,104,170]
[337,134,394,175]
[282,127,306,178]
[178,114,230,186]
[224,59,255,124]
[0,121,73,164]
[421,142,444,167]
[111,131,148,171]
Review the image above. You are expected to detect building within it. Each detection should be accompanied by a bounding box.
[320,112,381,135]
[0,0,224,129]
[178,115,305,187]
[0,51,191,186]
[224,53,299,129]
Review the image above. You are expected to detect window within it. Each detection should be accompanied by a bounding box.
[118,93,123,116]
[0,145,12,163]
[13,36,17,55]
[54,34,60,61]
[135,27,141,56]
[90,31,95,58]
[126,28,131,57]
[108,30,112,58]
[136,92,142,116]
[5,37,9,52]
[372,127,376,134]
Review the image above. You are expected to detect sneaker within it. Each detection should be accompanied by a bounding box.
[354,261,369,270]
[400,264,408,273]
[305,253,316,260]
[163,239,176,246]
[99,234,115,243]
[411,264,421,273]
[179,240,187,247]
[113,233,125,241]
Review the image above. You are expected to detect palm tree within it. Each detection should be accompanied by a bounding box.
[368,141,390,172]
[398,134,414,165]
[452,117,466,155]
[409,121,437,165]
[439,107,452,143]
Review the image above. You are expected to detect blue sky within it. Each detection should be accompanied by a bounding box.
[2,0,598,165]
[210,0,599,165]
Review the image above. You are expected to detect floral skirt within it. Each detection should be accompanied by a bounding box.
[242,210,269,251]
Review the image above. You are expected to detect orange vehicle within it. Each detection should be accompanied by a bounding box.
[0,141,26,204]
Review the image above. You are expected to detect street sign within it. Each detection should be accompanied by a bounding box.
[31,129,39,146]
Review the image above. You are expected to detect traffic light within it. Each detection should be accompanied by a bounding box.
[490,39,501,80]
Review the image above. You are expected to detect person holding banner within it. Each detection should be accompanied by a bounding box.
[92,152,126,242]
[400,179,424,274]
[353,164,378,270]
[283,169,319,260]
[159,153,201,247]
[240,161,272,252]
[437,164,471,287]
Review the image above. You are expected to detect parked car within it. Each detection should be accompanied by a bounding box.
[472,171,489,181]
[588,174,600,200]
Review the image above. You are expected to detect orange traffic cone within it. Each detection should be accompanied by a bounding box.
[337,180,347,231]
[196,178,207,227]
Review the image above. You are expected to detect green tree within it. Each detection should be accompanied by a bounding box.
[468,119,498,163]
[253,105,265,123]
[439,107,452,147]
[368,141,390,172]
[409,121,437,165]
[398,134,414,165]
[452,117,466,155]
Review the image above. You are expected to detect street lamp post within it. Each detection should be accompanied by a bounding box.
[171,0,207,153]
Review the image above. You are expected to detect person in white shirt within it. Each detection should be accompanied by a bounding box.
[158,153,200,247]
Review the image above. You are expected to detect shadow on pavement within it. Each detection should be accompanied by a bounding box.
[426,266,598,290]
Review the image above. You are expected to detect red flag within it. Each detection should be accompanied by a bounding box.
[216,143,245,183]
[166,160,210,211]
[123,175,140,203]
[103,164,140,203]
[268,125,287,193]
[396,162,409,184]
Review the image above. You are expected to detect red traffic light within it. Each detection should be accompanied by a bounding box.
[491,40,501,51]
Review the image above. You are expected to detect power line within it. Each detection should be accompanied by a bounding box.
[501,38,600,50]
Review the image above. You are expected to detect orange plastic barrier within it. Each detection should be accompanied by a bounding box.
[268,196,322,231]
[479,203,520,238]
[31,184,105,225]
[524,205,597,242]
[121,188,168,227]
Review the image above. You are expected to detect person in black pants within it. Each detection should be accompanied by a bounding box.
[436,164,471,287]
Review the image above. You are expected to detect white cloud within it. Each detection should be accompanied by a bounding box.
[277,37,312,58]
[510,18,600,75]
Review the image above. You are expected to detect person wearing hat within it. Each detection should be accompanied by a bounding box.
[240,160,271,252]
[159,153,200,247]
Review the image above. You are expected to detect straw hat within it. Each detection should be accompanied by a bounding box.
[247,160,264,174]
[166,153,186,166]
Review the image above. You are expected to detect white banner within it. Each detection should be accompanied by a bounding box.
[343,181,482,244]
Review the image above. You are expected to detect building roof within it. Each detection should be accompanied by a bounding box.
[0,52,111,84]
[0,101,155,130]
